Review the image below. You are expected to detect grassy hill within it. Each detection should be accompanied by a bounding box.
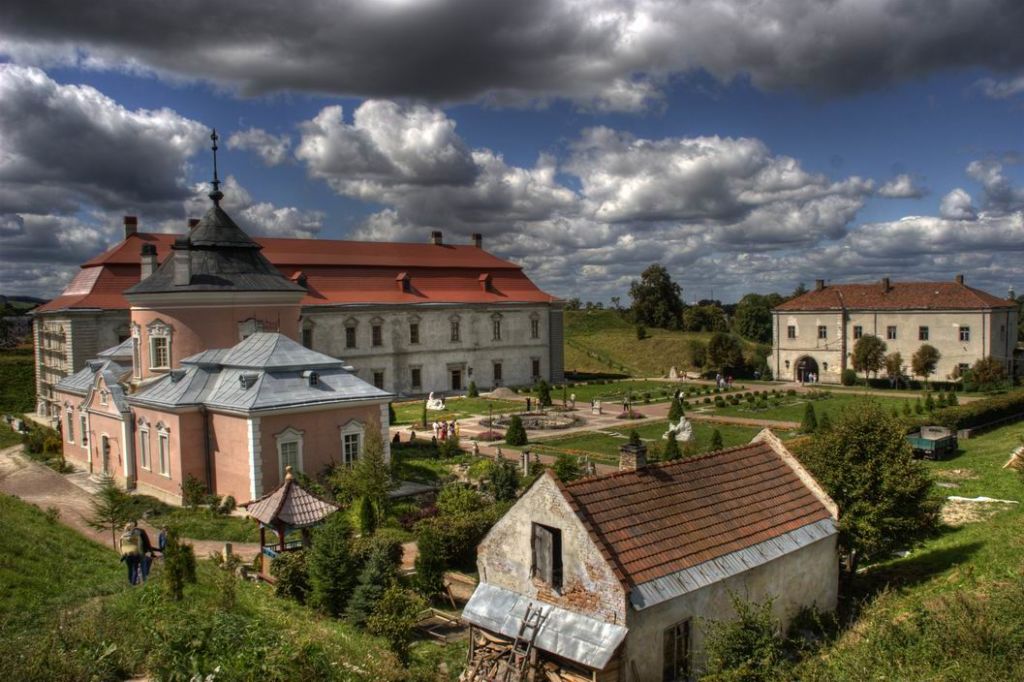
[564,309,761,377]
[0,348,34,413]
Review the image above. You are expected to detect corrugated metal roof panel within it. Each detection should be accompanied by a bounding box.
[462,583,627,670]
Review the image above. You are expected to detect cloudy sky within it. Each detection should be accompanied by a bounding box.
[2,0,1024,303]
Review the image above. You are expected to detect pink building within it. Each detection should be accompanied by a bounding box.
[52,181,391,504]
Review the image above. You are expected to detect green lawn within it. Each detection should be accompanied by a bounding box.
[0,492,463,681]
[525,378,742,406]
[518,420,765,464]
[0,348,34,414]
[392,396,523,425]
[703,392,921,424]
[0,421,21,449]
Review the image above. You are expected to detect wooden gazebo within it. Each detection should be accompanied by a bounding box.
[243,466,338,579]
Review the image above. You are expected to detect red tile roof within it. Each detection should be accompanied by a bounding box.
[38,232,555,313]
[775,280,1014,312]
[555,438,834,587]
[244,475,339,526]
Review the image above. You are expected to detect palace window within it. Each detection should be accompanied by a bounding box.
[148,320,172,370]
[340,422,364,466]
[492,318,502,341]
[493,362,503,384]
[373,370,385,390]
[80,415,88,448]
[531,358,541,379]
[531,318,540,339]
[66,408,74,443]
[886,325,897,340]
[787,325,797,339]
[959,326,971,342]
[919,326,929,341]
[411,367,422,391]
[157,428,170,477]
[853,325,863,339]
[131,326,141,379]
[302,323,314,349]
[372,324,383,347]
[345,326,357,349]
[100,390,109,406]
[662,620,691,682]
[410,322,420,345]
[275,428,304,479]
[139,427,150,470]
[450,319,461,343]
[531,523,563,589]
[817,325,827,340]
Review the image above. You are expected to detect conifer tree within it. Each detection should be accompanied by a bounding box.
[818,412,832,432]
[348,541,400,626]
[668,394,684,422]
[86,475,133,549]
[504,414,528,446]
[663,431,681,461]
[308,512,357,617]
[801,402,818,434]
[358,495,377,535]
[710,428,724,451]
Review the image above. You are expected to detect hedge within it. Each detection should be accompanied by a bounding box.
[907,390,1024,431]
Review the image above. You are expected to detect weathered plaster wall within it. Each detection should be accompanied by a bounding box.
[477,474,627,626]
[623,534,839,680]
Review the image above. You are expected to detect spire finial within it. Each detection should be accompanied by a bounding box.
[209,128,224,206]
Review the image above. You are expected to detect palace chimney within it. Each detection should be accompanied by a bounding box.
[955,274,965,285]
[815,279,825,291]
[619,441,648,472]
[430,230,443,245]
[140,243,158,279]
[123,215,138,239]
[880,276,891,293]
[172,237,192,286]
[471,233,483,248]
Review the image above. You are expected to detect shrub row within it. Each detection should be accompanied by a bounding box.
[927,390,1024,431]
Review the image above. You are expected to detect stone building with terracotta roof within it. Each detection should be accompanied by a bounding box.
[34,218,562,418]
[771,276,1017,384]
[461,430,839,681]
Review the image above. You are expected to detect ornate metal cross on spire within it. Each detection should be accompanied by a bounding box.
[209,128,224,206]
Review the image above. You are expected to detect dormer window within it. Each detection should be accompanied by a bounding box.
[531,523,563,590]
[99,390,109,406]
[308,371,319,386]
[239,373,258,389]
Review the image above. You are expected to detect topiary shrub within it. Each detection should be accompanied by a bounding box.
[841,368,858,386]
[467,381,479,398]
[801,402,818,433]
[505,415,528,446]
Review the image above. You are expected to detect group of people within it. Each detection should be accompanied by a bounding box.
[431,419,459,441]
[715,373,734,389]
[802,372,819,384]
[118,521,167,585]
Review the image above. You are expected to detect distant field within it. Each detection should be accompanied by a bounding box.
[0,349,34,414]
[563,309,761,377]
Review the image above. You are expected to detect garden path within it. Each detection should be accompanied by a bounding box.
[0,445,259,559]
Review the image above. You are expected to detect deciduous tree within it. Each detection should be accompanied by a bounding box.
[707,333,744,373]
[911,344,941,383]
[629,263,684,329]
[801,402,936,575]
[852,335,887,377]
[732,293,776,343]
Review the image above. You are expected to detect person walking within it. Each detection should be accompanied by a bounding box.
[137,526,155,582]
[157,526,168,556]
[119,522,142,585]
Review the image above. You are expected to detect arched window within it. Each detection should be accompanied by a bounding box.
[340,421,364,466]
[275,427,304,478]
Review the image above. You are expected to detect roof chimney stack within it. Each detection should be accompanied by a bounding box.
[955,274,965,285]
[172,237,192,286]
[140,243,158,280]
[881,276,891,293]
[430,230,443,245]
[188,218,200,229]
[123,215,138,239]
[619,442,648,472]
[471,233,482,248]
[815,279,825,291]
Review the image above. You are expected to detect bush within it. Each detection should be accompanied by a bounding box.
[162,530,197,601]
[926,389,1024,431]
[535,379,552,407]
[308,512,357,617]
[467,381,479,398]
[964,357,1009,392]
[505,415,528,446]
[218,495,236,515]
[710,429,724,451]
[489,457,520,501]
[702,593,786,682]
[663,431,681,461]
[348,540,400,626]
[367,586,426,664]
[636,324,648,340]
[180,474,207,510]
[436,483,485,515]
[553,452,582,482]
[841,368,858,386]
[413,524,447,597]
[270,549,310,603]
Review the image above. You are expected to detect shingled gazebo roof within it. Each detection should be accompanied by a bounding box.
[243,468,339,528]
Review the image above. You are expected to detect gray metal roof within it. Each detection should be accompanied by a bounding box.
[125,205,304,295]
[217,333,343,370]
[97,338,134,362]
[130,332,391,412]
[629,517,837,610]
[462,583,627,671]
[55,358,131,412]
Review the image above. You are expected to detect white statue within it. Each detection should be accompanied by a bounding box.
[663,416,693,442]
[668,366,679,380]
[426,392,446,411]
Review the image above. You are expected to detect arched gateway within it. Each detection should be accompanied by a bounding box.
[795,356,819,383]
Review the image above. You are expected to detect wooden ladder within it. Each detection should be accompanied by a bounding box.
[502,603,548,682]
